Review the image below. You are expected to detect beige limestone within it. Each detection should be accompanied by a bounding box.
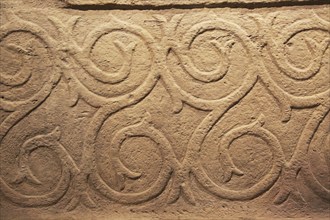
[63,0,326,6]
[0,0,329,219]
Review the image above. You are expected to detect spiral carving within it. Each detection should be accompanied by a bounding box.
[0,10,329,212]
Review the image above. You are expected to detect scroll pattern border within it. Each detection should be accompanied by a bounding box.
[0,10,329,210]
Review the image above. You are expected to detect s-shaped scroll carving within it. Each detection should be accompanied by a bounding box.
[192,115,285,201]
[90,113,180,204]
[50,15,136,84]
[0,12,61,136]
[1,12,63,208]
[1,127,79,207]
[48,15,159,108]
[218,115,285,187]
[172,19,234,83]
[265,14,330,81]
[249,12,330,123]
[159,13,259,112]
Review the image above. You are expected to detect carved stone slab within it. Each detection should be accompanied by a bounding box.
[64,0,324,6]
[0,0,329,219]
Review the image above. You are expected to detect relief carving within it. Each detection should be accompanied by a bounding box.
[0,3,329,219]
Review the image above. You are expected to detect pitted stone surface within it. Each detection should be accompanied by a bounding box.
[0,0,329,219]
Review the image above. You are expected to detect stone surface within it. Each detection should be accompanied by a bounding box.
[63,0,323,6]
[0,0,329,219]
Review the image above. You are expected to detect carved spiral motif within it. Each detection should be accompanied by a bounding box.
[91,113,179,204]
[0,13,64,207]
[213,115,284,199]
[261,13,330,100]
[162,14,259,111]
[175,20,233,83]
[268,18,329,80]
[48,15,160,107]
[0,128,78,207]
[0,11,329,210]
[0,13,60,114]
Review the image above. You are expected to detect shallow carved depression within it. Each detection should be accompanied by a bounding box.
[225,135,273,190]
[27,147,63,194]
[90,32,128,73]
[118,137,163,193]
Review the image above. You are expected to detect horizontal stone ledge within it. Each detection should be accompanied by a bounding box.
[63,0,329,7]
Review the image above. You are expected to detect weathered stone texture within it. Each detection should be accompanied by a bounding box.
[0,0,329,219]
[63,0,326,6]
